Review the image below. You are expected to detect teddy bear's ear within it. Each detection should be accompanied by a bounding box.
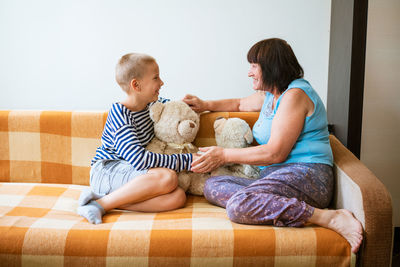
[149,102,165,122]
[244,128,253,144]
[214,117,227,135]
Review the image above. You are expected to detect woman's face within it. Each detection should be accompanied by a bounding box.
[248,63,264,91]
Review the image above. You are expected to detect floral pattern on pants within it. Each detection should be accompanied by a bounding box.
[203,163,333,227]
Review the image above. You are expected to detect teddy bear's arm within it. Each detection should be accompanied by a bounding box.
[146,137,167,154]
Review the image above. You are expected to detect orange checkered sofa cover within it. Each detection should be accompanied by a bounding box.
[0,111,393,267]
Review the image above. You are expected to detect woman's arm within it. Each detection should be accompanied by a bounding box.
[182,91,265,112]
[191,88,313,172]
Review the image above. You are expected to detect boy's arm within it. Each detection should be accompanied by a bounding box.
[114,125,192,171]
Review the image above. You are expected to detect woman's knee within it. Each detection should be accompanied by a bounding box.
[225,193,246,223]
[203,177,215,199]
[203,176,224,200]
[204,176,228,192]
[226,191,264,224]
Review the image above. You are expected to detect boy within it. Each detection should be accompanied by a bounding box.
[77,53,196,224]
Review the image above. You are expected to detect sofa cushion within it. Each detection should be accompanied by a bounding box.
[0,182,352,267]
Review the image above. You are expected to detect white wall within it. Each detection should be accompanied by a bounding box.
[0,0,331,111]
[361,0,400,226]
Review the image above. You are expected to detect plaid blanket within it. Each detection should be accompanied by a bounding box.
[0,182,352,267]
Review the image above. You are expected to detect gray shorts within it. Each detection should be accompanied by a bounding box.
[90,160,148,195]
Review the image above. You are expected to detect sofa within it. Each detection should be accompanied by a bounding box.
[0,110,393,267]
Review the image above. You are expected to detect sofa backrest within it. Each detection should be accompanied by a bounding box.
[194,112,260,147]
[0,110,259,185]
[0,111,107,185]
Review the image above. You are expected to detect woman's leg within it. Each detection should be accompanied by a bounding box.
[225,163,333,227]
[308,208,363,253]
[225,163,363,253]
[203,175,255,208]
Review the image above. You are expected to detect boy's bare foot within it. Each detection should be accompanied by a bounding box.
[327,209,363,253]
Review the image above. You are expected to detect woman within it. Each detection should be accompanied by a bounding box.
[183,38,363,253]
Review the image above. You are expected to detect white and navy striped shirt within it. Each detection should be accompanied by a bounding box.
[92,98,192,172]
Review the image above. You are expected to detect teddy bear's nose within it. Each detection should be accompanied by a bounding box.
[189,122,195,128]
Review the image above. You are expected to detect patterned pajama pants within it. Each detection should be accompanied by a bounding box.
[203,163,333,227]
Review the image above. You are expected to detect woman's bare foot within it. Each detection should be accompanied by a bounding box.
[327,209,363,253]
[309,208,363,253]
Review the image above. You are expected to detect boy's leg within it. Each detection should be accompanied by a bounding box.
[79,188,104,206]
[77,200,105,224]
[79,160,116,206]
[119,187,186,212]
[78,167,179,224]
[96,167,179,211]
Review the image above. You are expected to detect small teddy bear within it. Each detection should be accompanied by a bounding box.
[211,117,260,179]
[146,100,210,196]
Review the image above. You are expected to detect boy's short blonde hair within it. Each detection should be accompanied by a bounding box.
[115,53,156,92]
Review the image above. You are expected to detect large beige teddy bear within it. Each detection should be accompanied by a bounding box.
[146,100,209,196]
[211,117,260,179]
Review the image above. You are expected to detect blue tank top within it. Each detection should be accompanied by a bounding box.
[253,79,333,170]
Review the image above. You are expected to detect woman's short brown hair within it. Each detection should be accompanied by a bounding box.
[247,38,304,94]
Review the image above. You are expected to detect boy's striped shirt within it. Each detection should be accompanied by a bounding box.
[92,98,192,171]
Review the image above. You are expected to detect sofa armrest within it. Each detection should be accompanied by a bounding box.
[329,135,393,267]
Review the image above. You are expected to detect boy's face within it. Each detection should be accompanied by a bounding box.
[138,61,164,103]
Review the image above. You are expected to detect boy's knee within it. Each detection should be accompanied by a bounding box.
[172,188,186,208]
[158,168,178,193]
[162,188,186,211]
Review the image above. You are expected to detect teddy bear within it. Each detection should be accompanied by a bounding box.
[146,100,210,196]
[211,117,260,179]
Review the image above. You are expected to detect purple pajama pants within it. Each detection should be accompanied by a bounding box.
[203,163,333,227]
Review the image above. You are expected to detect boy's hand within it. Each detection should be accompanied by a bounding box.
[192,152,201,162]
[191,146,225,173]
[182,94,208,113]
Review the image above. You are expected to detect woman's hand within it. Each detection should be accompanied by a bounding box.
[191,146,226,173]
[182,94,208,112]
